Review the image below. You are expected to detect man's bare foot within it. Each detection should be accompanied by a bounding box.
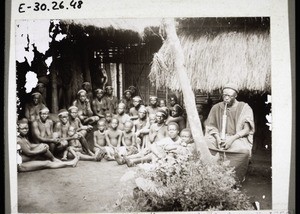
[71,156,80,167]
[94,150,102,162]
[104,155,115,161]
[114,153,125,165]
[61,157,67,161]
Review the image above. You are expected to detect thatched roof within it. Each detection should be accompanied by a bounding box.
[149,19,271,93]
[59,19,163,48]
[59,18,271,92]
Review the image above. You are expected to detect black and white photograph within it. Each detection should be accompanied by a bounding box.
[5,0,294,213]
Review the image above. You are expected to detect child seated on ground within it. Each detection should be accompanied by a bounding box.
[105,118,123,160]
[115,121,138,164]
[134,106,150,150]
[92,119,108,158]
[117,122,192,167]
[162,128,195,158]
[61,126,82,160]
[62,126,103,161]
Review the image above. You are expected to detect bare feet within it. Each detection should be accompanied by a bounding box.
[114,153,125,165]
[94,150,103,162]
[71,156,80,167]
[124,157,135,167]
[61,157,67,161]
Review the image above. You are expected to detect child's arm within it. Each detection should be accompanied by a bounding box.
[149,126,156,143]
[132,133,139,151]
[105,130,112,147]
[117,131,122,148]
[93,131,100,148]
[121,132,125,147]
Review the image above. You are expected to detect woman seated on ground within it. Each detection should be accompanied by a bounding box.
[17,118,79,172]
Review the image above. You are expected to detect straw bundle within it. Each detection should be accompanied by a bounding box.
[149,31,271,92]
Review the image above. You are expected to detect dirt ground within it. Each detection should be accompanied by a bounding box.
[18,156,272,213]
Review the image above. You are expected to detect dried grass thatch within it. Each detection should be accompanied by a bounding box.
[61,18,162,38]
[149,31,271,92]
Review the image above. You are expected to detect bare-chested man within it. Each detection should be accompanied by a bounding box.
[104,118,123,160]
[18,118,61,162]
[92,88,107,119]
[73,89,99,125]
[31,107,60,152]
[17,118,79,172]
[149,109,168,144]
[24,92,46,122]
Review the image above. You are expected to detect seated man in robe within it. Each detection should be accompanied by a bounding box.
[205,83,255,182]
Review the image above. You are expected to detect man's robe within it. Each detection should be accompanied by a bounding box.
[205,101,255,182]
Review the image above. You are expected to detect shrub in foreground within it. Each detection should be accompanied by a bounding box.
[114,153,252,212]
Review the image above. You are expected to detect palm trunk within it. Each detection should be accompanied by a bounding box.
[163,18,212,161]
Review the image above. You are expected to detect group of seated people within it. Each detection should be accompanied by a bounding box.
[17,83,193,172]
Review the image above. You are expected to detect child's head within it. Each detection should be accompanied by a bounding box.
[159,99,167,107]
[97,119,106,132]
[105,112,113,123]
[155,109,167,124]
[180,128,192,144]
[111,118,119,129]
[68,106,78,119]
[58,109,69,125]
[82,82,92,92]
[95,88,105,99]
[169,94,178,107]
[124,120,134,133]
[149,113,157,125]
[39,107,49,122]
[138,106,147,119]
[167,122,180,140]
[77,89,87,102]
[68,126,76,137]
[149,96,158,106]
[132,96,142,107]
[123,89,132,99]
[17,118,29,136]
[171,104,183,117]
[117,103,126,115]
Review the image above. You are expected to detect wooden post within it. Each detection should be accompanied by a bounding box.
[50,65,58,114]
[83,46,92,84]
[116,62,120,99]
[163,18,213,161]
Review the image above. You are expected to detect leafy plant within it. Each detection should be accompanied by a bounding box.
[114,153,253,212]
